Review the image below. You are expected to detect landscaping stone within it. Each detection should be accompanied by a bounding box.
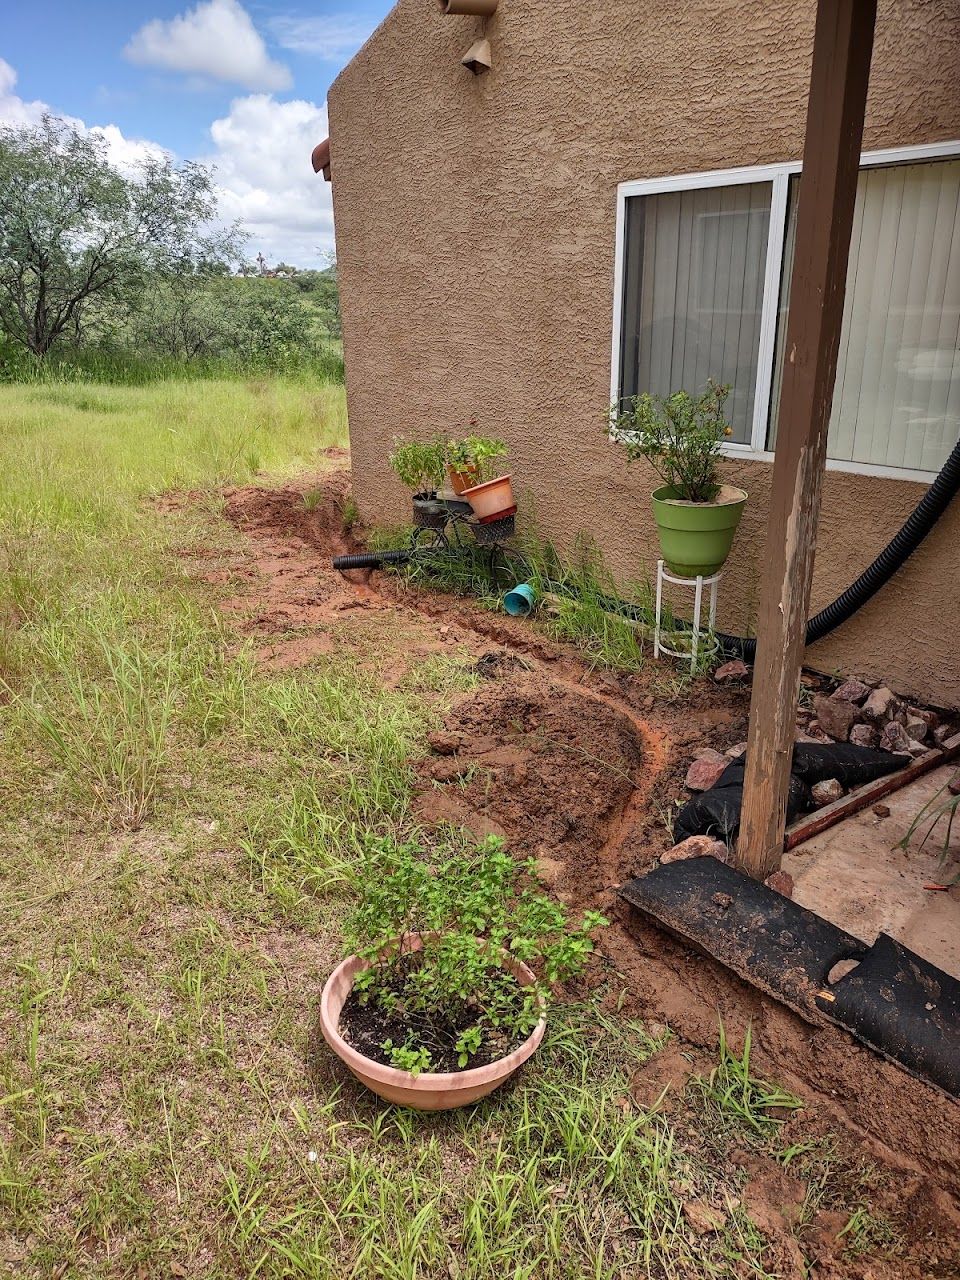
[714,659,750,683]
[765,870,794,898]
[811,778,844,807]
[685,749,728,792]
[813,694,858,741]
[862,685,900,723]
[849,722,879,748]
[831,677,871,704]
[661,835,728,864]
[904,714,929,743]
[725,741,748,759]
[880,720,923,756]
[908,706,939,730]
[873,803,891,818]
[801,720,831,744]
[933,722,956,746]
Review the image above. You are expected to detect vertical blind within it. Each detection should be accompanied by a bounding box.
[619,182,771,444]
[620,156,960,473]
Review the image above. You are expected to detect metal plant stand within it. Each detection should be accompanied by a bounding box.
[654,559,721,672]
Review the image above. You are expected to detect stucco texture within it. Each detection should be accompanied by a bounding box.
[328,0,960,707]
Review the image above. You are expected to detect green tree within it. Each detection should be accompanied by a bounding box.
[0,115,243,358]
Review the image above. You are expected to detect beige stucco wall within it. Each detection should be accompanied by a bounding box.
[328,0,960,707]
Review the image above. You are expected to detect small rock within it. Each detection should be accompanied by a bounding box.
[908,706,939,730]
[872,803,891,818]
[800,672,823,690]
[427,730,462,756]
[849,722,879,748]
[830,677,871,704]
[813,694,858,742]
[685,749,728,792]
[933,722,956,746]
[862,685,900,723]
[661,835,729,865]
[880,720,915,754]
[712,892,734,910]
[714,659,750,683]
[439,625,450,636]
[801,720,831,743]
[904,714,929,743]
[765,870,794,898]
[811,778,844,807]
[640,695,655,711]
[725,741,748,760]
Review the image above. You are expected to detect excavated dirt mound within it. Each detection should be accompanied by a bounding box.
[414,675,645,870]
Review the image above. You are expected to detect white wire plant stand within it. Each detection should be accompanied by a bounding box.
[653,559,721,673]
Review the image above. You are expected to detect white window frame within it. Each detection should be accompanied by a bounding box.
[609,139,960,483]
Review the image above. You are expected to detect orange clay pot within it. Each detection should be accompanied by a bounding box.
[448,464,480,496]
[320,934,546,1110]
[461,474,515,522]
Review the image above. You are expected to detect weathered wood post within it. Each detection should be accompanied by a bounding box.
[736,0,878,880]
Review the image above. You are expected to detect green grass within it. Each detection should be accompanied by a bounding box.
[0,373,913,1278]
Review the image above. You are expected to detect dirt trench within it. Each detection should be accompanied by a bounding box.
[199,462,960,1266]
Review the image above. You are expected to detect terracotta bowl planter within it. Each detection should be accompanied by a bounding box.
[320,937,546,1110]
[461,474,515,522]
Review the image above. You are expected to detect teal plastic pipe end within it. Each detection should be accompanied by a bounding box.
[503,582,538,616]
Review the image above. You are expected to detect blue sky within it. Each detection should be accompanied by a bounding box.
[0,0,394,265]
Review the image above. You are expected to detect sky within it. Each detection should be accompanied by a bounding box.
[0,0,394,267]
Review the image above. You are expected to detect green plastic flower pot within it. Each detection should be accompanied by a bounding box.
[651,484,747,578]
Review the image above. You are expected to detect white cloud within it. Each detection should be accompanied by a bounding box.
[269,12,378,60]
[0,58,168,173]
[205,92,334,264]
[0,59,333,267]
[125,0,291,92]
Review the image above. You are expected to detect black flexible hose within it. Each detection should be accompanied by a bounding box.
[332,549,412,570]
[719,433,960,658]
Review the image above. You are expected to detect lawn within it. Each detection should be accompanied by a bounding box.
[0,375,906,1278]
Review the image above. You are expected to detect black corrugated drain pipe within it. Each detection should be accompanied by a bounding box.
[718,433,960,659]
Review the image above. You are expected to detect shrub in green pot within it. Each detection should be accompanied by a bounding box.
[610,380,747,578]
[389,437,447,528]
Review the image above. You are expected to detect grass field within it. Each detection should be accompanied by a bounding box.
[0,375,901,1278]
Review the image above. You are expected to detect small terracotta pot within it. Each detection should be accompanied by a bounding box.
[461,474,515,522]
[448,464,480,496]
[320,935,546,1110]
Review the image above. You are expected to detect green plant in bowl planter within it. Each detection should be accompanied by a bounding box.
[319,834,606,1109]
[610,380,747,577]
[389,437,447,527]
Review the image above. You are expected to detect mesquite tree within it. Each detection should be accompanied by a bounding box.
[0,115,243,358]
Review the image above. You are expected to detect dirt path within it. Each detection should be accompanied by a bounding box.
[209,462,960,1266]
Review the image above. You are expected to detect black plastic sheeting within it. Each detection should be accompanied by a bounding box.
[674,743,909,842]
[620,858,960,1098]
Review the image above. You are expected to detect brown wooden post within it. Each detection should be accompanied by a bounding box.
[736,0,877,880]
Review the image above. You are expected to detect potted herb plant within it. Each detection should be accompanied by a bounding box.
[388,437,447,528]
[445,432,509,497]
[459,441,515,522]
[610,380,747,578]
[320,834,606,1110]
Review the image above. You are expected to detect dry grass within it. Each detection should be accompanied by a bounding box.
[0,374,907,1278]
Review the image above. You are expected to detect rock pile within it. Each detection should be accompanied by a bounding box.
[806,679,940,758]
